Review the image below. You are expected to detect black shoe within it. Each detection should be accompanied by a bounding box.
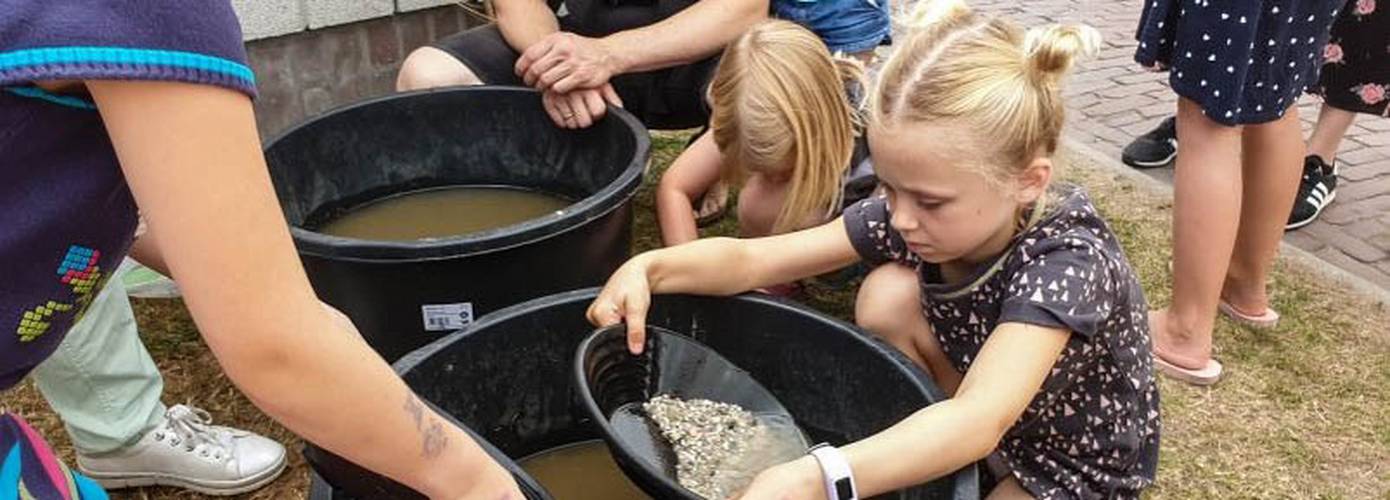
[1122,117,1178,169]
[1286,155,1338,230]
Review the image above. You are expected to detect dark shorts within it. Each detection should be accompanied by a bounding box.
[431,24,718,130]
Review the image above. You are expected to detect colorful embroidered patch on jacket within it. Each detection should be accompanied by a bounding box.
[13,245,105,343]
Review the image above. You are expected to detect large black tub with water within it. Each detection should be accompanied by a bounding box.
[305,290,979,500]
[265,87,648,361]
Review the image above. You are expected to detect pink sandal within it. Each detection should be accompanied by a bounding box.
[1218,300,1280,329]
[1164,260,1281,330]
[1148,310,1223,386]
[1152,349,1223,386]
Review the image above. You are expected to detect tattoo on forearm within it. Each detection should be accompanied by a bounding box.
[404,394,448,458]
[404,394,424,428]
[423,419,447,457]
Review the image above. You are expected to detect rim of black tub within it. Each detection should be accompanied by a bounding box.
[393,288,952,403]
[392,289,977,498]
[263,86,650,262]
[388,288,980,500]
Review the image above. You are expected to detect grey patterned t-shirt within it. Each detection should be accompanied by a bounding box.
[843,184,1160,499]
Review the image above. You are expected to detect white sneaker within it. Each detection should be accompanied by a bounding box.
[76,404,287,496]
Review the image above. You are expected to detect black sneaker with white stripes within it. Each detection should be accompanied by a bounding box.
[1286,155,1337,231]
[1121,116,1177,169]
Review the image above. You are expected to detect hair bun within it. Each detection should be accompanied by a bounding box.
[897,0,974,32]
[1023,24,1101,79]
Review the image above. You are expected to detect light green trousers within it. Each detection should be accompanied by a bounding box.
[31,269,166,455]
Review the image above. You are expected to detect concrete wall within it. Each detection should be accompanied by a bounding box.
[237,3,484,138]
[231,0,468,40]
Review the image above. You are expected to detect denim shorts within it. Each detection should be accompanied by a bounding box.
[773,0,891,54]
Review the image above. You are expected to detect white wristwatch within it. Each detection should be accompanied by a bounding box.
[808,443,858,500]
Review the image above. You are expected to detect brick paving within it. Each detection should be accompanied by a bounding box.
[969,0,1390,290]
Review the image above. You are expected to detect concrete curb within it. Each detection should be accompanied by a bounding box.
[1061,134,1390,308]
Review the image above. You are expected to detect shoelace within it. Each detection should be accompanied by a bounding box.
[155,405,233,462]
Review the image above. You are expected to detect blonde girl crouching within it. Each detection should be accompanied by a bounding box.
[655,19,871,248]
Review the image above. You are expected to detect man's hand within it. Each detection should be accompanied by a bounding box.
[516,32,623,93]
[542,84,624,129]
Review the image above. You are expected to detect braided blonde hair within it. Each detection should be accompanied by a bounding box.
[870,0,1100,185]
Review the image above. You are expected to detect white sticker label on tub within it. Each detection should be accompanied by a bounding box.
[421,303,474,331]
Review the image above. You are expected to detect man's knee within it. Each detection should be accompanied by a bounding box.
[397,46,483,91]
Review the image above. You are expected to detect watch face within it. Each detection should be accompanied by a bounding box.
[834,478,854,499]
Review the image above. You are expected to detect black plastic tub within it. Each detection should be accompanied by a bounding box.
[305,289,979,500]
[264,86,649,361]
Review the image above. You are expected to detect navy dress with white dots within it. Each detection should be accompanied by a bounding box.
[1134,0,1345,125]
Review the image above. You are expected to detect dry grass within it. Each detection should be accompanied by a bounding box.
[2,131,1386,499]
[1056,148,1390,500]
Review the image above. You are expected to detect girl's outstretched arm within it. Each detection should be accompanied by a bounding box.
[89,79,521,500]
[737,322,1070,499]
[588,216,860,353]
[656,131,724,246]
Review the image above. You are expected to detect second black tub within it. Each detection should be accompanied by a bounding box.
[306,289,979,500]
[264,87,649,361]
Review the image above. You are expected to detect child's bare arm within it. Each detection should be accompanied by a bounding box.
[735,322,1070,499]
[844,323,1069,495]
[89,79,521,499]
[656,132,724,246]
[589,216,860,353]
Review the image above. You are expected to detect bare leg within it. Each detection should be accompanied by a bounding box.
[1152,98,1243,369]
[986,476,1035,500]
[128,233,169,277]
[1306,104,1357,162]
[855,263,963,395]
[1223,105,1304,313]
[396,47,483,91]
[736,174,789,238]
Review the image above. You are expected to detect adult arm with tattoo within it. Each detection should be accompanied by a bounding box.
[89,79,522,499]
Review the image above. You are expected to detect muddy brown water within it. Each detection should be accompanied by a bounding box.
[515,404,807,499]
[315,186,572,241]
[518,440,652,500]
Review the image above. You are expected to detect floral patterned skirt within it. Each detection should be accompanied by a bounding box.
[1311,0,1390,116]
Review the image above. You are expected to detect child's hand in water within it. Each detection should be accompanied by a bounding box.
[586,255,654,355]
[732,455,823,500]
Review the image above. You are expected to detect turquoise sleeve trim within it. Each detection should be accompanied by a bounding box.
[73,473,110,500]
[0,46,255,86]
[4,86,97,110]
[0,444,20,500]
